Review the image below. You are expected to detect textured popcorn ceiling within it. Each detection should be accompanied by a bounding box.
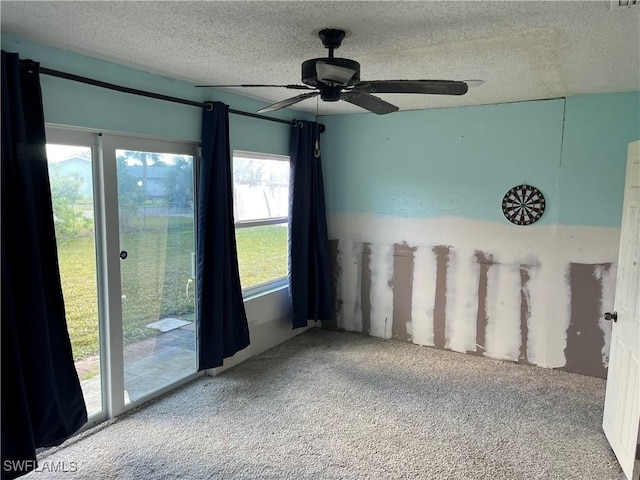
[1,1,639,115]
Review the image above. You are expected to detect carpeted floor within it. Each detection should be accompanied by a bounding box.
[27,329,623,479]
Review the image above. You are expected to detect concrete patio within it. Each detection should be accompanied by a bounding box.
[77,322,196,416]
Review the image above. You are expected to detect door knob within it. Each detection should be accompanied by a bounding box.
[119,250,128,260]
[604,311,617,322]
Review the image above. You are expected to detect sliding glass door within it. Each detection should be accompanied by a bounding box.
[46,130,104,420]
[46,127,199,422]
[115,146,197,404]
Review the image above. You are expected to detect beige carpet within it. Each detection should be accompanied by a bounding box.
[27,329,623,479]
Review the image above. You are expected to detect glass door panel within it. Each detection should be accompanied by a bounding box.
[46,143,103,417]
[116,149,196,404]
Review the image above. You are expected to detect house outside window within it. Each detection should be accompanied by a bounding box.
[232,150,290,295]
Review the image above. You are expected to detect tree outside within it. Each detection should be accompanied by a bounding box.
[49,170,93,239]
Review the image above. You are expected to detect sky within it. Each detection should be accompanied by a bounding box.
[46,144,188,166]
[46,144,90,163]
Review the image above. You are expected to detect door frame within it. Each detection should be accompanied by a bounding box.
[46,125,204,430]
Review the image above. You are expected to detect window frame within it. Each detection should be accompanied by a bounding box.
[232,149,290,296]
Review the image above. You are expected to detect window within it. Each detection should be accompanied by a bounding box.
[233,150,290,294]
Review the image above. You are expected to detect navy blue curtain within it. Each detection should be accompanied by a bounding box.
[288,121,333,329]
[1,52,87,479]
[197,102,250,369]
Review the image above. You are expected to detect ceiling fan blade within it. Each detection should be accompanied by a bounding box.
[463,80,484,88]
[257,92,320,114]
[354,80,469,96]
[195,84,314,90]
[316,61,357,86]
[341,91,399,115]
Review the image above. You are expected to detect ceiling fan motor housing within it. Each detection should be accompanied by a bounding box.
[302,58,361,88]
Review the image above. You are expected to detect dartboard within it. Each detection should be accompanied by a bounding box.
[502,184,545,225]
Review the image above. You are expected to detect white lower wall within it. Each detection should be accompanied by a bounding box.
[207,287,320,376]
[329,213,619,378]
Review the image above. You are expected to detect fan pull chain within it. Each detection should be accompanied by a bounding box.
[314,96,321,158]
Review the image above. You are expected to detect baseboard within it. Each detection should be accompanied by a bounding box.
[207,317,320,376]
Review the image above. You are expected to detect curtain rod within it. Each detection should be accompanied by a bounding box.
[39,66,325,132]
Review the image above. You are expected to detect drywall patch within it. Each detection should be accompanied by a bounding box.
[484,262,522,361]
[337,240,363,332]
[446,246,479,353]
[361,243,372,335]
[326,239,340,330]
[563,263,611,378]
[432,245,451,349]
[597,264,616,368]
[369,243,395,339]
[519,265,533,364]
[392,242,416,342]
[472,250,495,356]
[411,246,437,347]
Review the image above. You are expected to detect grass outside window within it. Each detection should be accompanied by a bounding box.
[58,219,287,362]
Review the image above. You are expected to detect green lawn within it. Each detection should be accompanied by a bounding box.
[56,236,100,361]
[57,220,287,361]
[235,224,288,287]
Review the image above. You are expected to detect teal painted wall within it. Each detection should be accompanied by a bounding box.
[321,93,639,227]
[1,35,312,154]
[559,93,640,227]
[3,35,638,227]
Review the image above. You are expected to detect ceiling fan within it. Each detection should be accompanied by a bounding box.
[197,29,470,115]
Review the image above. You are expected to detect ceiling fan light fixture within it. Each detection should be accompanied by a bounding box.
[302,58,361,87]
[316,61,356,86]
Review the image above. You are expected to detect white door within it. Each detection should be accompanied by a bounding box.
[603,140,640,480]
